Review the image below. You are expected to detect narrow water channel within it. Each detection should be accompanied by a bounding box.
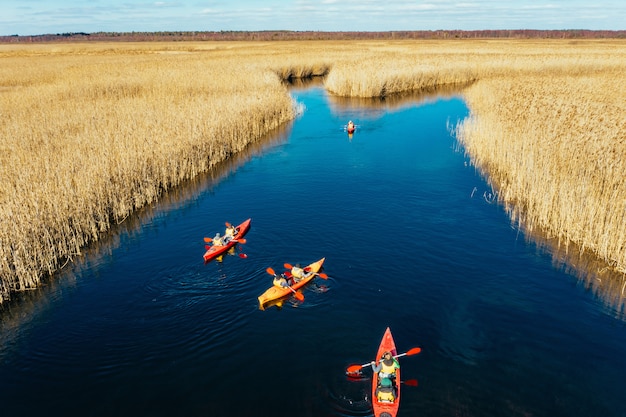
[1,83,625,417]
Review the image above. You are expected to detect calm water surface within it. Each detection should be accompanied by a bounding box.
[1,83,625,417]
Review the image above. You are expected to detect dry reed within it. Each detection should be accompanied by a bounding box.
[1,39,625,304]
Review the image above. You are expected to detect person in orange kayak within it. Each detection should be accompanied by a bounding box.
[290,263,305,282]
[347,120,355,131]
[273,273,290,288]
[375,377,396,402]
[372,351,400,379]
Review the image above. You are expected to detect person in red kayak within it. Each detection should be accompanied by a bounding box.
[347,120,355,131]
[224,223,236,239]
[212,232,224,247]
[372,351,400,379]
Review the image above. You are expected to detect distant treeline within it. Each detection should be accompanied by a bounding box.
[1,29,625,43]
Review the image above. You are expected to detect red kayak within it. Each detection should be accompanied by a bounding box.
[203,218,251,262]
[372,327,400,417]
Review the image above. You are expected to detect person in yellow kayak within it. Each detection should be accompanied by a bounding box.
[273,273,290,288]
[375,377,396,403]
[290,263,306,283]
[372,351,400,379]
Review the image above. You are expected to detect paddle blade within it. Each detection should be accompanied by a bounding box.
[284,263,293,269]
[236,238,247,244]
[266,267,276,276]
[317,273,328,279]
[406,347,422,356]
[346,364,363,374]
[225,222,232,227]
[203,237,212,243]
[205,245,210,250]
[294,291,304,301]
[403,379,418,386]
[238,253,248,259]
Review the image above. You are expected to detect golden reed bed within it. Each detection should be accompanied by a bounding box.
[1,39,624,305]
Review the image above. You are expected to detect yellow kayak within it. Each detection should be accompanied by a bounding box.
[258,258,325,310]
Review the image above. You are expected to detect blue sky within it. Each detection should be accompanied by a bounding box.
[1,0,624,36]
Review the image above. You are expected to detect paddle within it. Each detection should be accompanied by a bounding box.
[346,373,418,387]
[284,263,328,279]
[205,237,246,245]
[345,347,422,375]
[266,267,304,301]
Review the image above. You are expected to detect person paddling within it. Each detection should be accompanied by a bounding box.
[212,232,224,246]
[372,351,400,379]
[273,273,290,288]
[290,263,305,282]
[225,223,236,239]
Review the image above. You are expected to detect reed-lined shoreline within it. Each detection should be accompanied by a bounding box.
[1,39,624,304]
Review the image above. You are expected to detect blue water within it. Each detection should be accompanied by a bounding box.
[1,83,625,417]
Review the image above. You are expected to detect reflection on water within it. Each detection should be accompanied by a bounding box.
[326,82,469,119]
[534,233,626,319]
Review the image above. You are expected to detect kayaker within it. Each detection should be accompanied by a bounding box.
[225,223,236,239]
[371,351,400,379]
[212,232,224,247]
[347,120,355,130]
[273,273,290,288]
[290,263,305,282]
[375,377,396,403]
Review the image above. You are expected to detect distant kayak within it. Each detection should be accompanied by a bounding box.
[258,258,325,309]
[203,218,251,263]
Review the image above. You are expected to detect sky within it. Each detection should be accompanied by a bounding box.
[1,0,625,36]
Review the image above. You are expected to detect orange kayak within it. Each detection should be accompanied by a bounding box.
[372,327,401,417]
[203,218,251,263]
[258,258,325,310]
